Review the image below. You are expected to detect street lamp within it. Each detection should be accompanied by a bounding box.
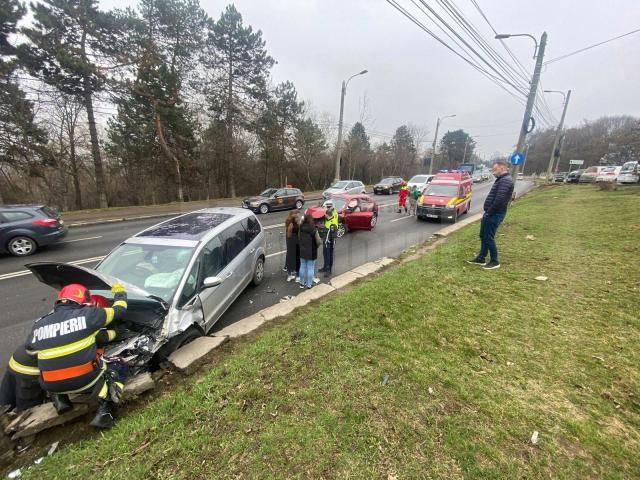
[544,89,572,181]
[494,33,539,59]
[334,69,368,182]
[429,114,456,175]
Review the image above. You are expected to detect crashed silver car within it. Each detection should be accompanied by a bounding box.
[26,208,266,372]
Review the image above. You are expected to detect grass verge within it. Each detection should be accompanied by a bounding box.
[21,186,640,479]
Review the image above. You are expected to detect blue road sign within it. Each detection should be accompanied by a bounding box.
[510,152,524,165]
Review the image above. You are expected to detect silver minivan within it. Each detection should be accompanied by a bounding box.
[322,180,366,199]
[27,207,266,370]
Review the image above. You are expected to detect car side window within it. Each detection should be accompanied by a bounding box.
[242,216,261,245]
[220,223,246,264]
[2,211,32,222]
[201,235,226,280]
[275,189,286,197]
[177,257,201,308]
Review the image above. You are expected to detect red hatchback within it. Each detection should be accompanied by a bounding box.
[306,193,379,238]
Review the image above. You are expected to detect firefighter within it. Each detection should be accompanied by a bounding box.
[319,200,338,276]
[398,182,409,214]
[0,344,45,412]
[26,283,128,429]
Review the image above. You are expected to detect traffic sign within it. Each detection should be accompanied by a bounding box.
[510,152,525,165]
[569,159,584,165]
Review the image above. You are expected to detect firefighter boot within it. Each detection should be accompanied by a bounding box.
[52,394,73,414]
[89,400,115,429]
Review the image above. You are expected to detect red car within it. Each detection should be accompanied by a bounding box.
[305,193,378,238]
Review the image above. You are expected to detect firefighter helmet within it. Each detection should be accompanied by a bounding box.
[90,294,109,308]
[57,284,91,305]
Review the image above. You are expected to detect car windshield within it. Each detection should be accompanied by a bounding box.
[424,184,458,197]
[409,175,428,183]
[96,243,195,302]
[331,181,349,189]
[620,163,635,172]
[379,178,394,184]
[323,198,346,210]
[259,188,277,197]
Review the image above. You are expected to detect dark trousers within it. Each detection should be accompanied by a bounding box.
[322,241,335,272]
[0,371,45,411]
[479,212,506,262]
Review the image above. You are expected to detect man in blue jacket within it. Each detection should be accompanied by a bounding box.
[468,161,514,269]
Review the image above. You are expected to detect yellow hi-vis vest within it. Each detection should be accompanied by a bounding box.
[325,209,338,229]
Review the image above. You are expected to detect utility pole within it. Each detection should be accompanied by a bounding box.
[429,114,455,175]
[334,70,367,183]
[545,89,572,181]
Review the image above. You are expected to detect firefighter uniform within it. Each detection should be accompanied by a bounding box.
[26,284,128,428]
[0,345,45,411]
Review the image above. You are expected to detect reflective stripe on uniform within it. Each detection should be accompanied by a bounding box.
[98,381,108,399]
[112,300,127,309]
[9,356,40,376]
[107,330,116,341]
[37,333,97,360]
[104,308,115,325]
[41,361,95,382]
[59,363,106,394]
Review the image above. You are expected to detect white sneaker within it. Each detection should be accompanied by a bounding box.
[295,277,300,283]
[286,274,295,282]
[313,277,320,284]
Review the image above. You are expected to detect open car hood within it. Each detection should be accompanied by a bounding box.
[26,262,166,309]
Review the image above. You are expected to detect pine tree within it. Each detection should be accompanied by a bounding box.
[19,0,123,208]
[206,4,274,196]
[391,125,416,177]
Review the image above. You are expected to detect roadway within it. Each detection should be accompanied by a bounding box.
[0,180,532,368]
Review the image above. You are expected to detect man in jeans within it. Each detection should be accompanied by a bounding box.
[467,161,514,270]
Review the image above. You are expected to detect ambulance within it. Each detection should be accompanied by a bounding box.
[416,171,472,222]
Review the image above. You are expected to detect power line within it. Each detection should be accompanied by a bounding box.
[544,27,640,65]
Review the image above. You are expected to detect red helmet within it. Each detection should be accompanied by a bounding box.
[57,284,91,305]
[90,294,109,309]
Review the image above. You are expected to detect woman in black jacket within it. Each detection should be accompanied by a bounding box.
[298,214,321,289]
[284,211,300,282]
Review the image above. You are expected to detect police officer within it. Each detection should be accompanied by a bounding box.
[26,282,128,429]
[319,200,338,277]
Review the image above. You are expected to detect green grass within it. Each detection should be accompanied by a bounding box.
[21,186,640,479]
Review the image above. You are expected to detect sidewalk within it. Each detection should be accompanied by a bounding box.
[63,190,326,227]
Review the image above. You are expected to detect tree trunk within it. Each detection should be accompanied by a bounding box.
[68,137,82,210]
[225,58,235,197]
[154,109,184,202]
[83,87,108,208]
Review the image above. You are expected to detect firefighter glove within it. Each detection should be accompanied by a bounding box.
[111,283,125,294]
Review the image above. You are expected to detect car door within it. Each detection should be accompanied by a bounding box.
[344,198,367,230]
[0,211,35,246]
[285,189,298,209]
[273,189,287,211]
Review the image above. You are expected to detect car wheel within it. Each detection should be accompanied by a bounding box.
[252,256,265,286]
[370,213,378,229]
[153,326,203,363]
[336,223,346,238]
[259,204,269,214]
[8,236,37,256]
[464,201,470,214]
[295,200,303,209]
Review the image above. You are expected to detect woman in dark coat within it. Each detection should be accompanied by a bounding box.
[298,214,321,289]
[285,211,300,281]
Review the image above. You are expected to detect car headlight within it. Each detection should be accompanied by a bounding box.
[250,202,260,207]
[445,204,454,209]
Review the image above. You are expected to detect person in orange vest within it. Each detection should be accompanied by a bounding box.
[26,283,128,429]
[397,181,409,214]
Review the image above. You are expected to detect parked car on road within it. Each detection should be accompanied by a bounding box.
[617,160,639,184]
[407,174,435,192]
[595,166,622,182]
[306,193,378,238]
[373,177,403,195]
[27,207,266,370]
[0,204,68,256]
[322,180,366,199]
[579,166,607,183]
[566,169,585,183]
[242,187,304,214]
[553,172,569,183]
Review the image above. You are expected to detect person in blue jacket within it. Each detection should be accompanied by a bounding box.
[467,161,514,270]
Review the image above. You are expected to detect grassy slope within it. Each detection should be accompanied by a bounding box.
[22,186,640,479]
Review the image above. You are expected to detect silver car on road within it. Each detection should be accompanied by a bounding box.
[27,207,266,370]
[322,180,366,199]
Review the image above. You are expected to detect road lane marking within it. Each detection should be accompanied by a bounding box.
[266,250,286,258]
[390,216,415,223]
[59,235,103,244]
[0,256,105,282]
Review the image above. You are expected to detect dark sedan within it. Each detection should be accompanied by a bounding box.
[373,177,403,195]
[565,169,585,183]
[553,172,568,183]
[0,204,68,256]
[242,188,304,214]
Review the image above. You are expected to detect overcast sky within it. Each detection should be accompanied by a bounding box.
[101,0,640,158]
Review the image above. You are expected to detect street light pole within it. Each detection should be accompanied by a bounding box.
[429,114,456,175]
[545,89,572,181]
[496,32,548,184]
[334,70,368,183]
